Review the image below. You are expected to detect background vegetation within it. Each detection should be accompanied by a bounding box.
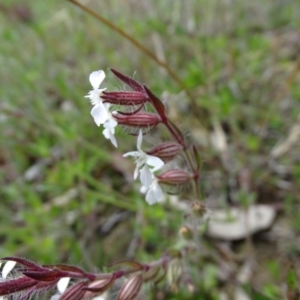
[1,0,300,299]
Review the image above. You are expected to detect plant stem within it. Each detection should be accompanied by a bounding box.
[68,0,207,127]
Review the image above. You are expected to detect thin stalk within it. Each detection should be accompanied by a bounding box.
[68,0,207,126]
[162,119,201,200]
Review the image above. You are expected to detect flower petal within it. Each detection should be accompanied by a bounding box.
[104,103,111,110]
[57,277,70,294]
[152,181,164,202]
[105,118,118,129]
[109,133,118,148]
[140,165,152,187]
[89,70,105,89]
[88,89,106,105]
[103,128,117,148]
[146,155,164,171]
[91,103,109,126]
[123,151,139,158]
[133,166,139,180]
[145,181,164,205]
[140,185,147,194]
[145,188,157,205]
[2,260,16,279]
[137,130,143,151]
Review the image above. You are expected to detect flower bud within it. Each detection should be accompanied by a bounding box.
[83,274,116,295]
[179,226,194,240]
[146,141,181,162]
[0,276,38,296]
[117,274,143,300]
[60,281,87,300]
[157,170,191,185]
[101,91,148,106]
[113,112,161,129]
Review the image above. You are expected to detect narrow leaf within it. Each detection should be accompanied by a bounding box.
[167,120,184,144]
[60,281,87,300]
[192,145,202,172]
[143,85,166,120]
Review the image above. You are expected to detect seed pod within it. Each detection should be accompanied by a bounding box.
[146,142,181,162]
[157,169,191,185]
[113,112,161,129]
[101,91,148,106]
[117,274,143,300]
[60,281,87,300]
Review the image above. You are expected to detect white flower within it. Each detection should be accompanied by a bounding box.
[85,72,118,147]
[123,130,164,185]
[85,70,109,126]
[140,175,164,205]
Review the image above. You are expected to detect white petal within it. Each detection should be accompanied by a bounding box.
[102,118,118,147]
[140,165,152,187]
[145,181,164,205]
[2,260,16,279]
[103,127,113,140]
[104,118,118,129]
[91,103,109,126]
[104,103,111,110]
[137,130,143,151]
[103,128,117,147]
[57,277,70,294]
[145,188,157,205]
[146,155,164,171]
[109,134,118,148]
[123,151,139,158]
[84,90,94,100]
[89,70,105,89]
[103,128,110,139]
[133,166,139,180]
[152,181,164,202]
[87,89,106,105]
[140,185,148,194]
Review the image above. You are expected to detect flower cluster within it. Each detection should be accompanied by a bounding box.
[0,256,173,300]
[86,69,199,205]
[85,70,118,147]
[0,69,203,299]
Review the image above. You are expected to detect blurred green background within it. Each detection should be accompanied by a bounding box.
[1,0,300,299]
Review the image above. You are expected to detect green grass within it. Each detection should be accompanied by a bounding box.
[1,0,300,299]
